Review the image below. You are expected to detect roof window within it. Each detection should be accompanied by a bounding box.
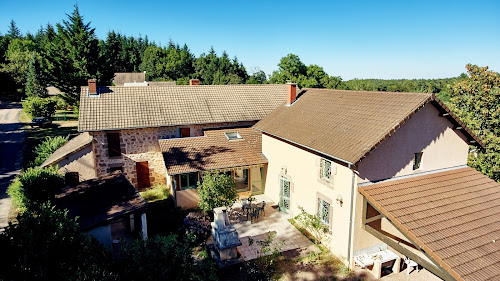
[224,131,242,141]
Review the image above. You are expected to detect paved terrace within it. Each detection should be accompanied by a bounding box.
[228,194,316,261]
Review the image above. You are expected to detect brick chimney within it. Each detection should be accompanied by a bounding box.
[88,79,97,95]
[189,79,200,86]
[286,83,297,105]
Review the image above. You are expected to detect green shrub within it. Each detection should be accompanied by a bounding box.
[7,179,27,213]
[179,212,211,244]
[0,202,117,281]
[22,97,57,118]
[51,95,68,110]
[197,172,238,212]
[33,135,69,166]
[139,184,170,202]
[18,166,64,207]
[294,206,329,243]
[119,235,196,281]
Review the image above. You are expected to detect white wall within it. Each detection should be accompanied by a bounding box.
[86,224,112,248]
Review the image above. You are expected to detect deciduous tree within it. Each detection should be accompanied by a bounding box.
[449,64,500,181]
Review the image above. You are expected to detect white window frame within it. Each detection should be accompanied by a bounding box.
[318,198,331,227]
[320,158,332,182]
[224,131,242,141]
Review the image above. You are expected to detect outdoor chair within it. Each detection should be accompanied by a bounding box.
[241,198,250,216]
[249,207,260,223]
[404,256,419,275]
[258,201,266,216]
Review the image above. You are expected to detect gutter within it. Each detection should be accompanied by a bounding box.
[346,163,356,268]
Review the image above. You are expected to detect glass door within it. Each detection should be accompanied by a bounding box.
[279,177,290,213]
[250,166,264,195]
[234,168,249,192]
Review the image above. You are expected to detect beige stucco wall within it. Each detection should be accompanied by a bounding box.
[262,134,356,259]
[56,145,96,181]
[92,121,255,189]
[262,103,471,266]
[352,103,470,264]
[357,104,469,183]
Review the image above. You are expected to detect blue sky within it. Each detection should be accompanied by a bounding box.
[1,0,499,80]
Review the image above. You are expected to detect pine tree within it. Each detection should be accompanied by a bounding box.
[7,20,21,39]
[25,53,47,97]
[44,5,113,104]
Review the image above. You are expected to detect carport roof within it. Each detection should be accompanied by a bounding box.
[358,166,500,281]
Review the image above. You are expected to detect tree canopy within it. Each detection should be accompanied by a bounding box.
[44,5,113,103]
[449,64,500,181]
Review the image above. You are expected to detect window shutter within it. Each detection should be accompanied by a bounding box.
[107,133,121,157]
[329,163,337,182]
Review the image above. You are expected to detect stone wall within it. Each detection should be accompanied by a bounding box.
[91,121,255,189]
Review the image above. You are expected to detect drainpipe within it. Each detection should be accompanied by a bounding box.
[346,164,356,268]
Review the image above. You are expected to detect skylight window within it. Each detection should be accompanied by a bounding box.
[224,131,242,141]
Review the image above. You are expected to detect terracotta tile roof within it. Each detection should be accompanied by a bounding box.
[54,171,147,230]
[359,167,500,281]
[112,72,146,86]
[254,89,482,164]
[40,132,93,168]
[78,84,288,132]
[159,127,266,175]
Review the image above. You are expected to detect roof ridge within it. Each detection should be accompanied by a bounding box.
[302,88,433,96]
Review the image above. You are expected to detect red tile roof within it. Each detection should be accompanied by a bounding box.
[159,128,266,175]
[359,167,500,281]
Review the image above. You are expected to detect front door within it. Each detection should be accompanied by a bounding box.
[136,161,151,190]
[279,177,290,213]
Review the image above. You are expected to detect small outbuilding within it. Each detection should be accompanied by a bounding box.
[54,171,148,248]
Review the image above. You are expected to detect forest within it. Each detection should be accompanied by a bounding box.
[0,5,467,105]
[0,6,497,182]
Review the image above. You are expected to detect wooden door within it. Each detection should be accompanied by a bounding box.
[136,161,151,190]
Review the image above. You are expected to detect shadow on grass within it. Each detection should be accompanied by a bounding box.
[22,123,79,168]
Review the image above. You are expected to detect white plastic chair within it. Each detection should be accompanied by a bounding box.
[404,256,419,275]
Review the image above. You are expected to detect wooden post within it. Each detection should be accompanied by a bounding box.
[129,213,135,232]
[141,213,148,240]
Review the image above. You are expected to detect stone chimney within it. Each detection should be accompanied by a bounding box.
[189,79,200,86]
[88,79,97,95]
[286,83,297,105]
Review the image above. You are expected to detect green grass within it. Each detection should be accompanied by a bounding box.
[53,110,78,121]
[22,122,78,168]
[19,109,31,123]
[139,184,171,202]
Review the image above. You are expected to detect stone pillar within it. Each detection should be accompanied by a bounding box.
[129,214,135,232]
[141,213,148,240]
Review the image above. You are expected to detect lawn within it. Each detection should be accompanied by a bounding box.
[22,121,79,168]
[19,107,79,168]
[53,110,78,121]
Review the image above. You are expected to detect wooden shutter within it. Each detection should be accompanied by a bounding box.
[107,133,121,157]
[180,128,190,138]
[136,161,151,190]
